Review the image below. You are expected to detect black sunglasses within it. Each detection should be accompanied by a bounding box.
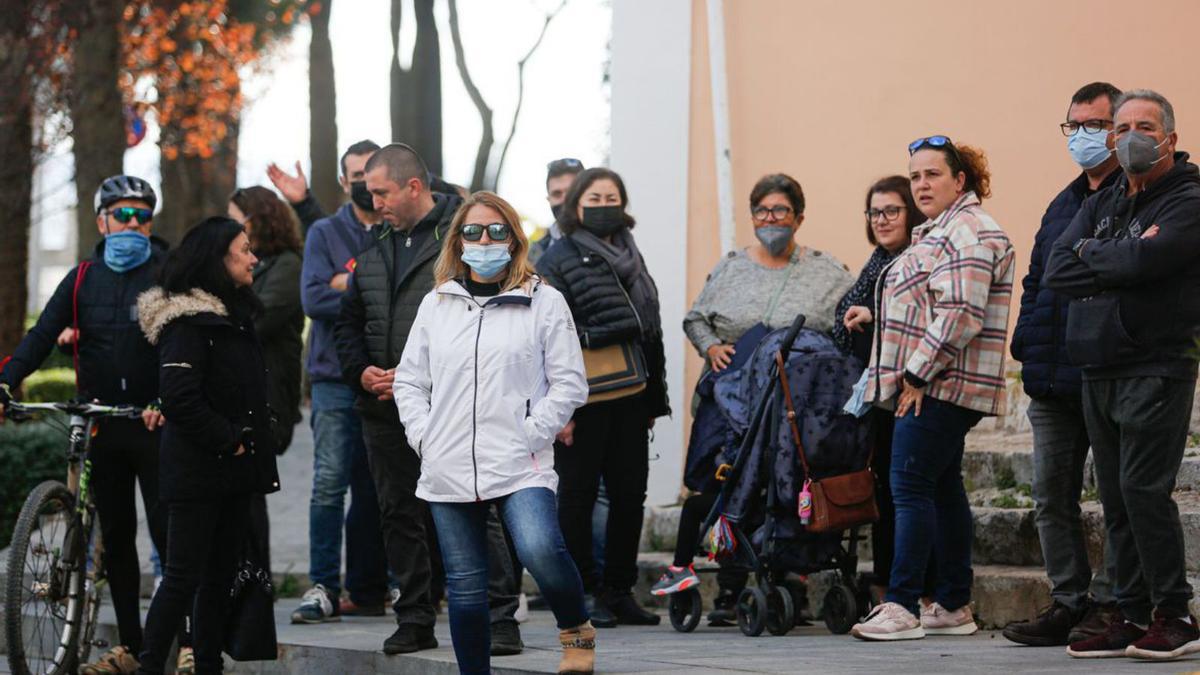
[108,207,154,225]
[461,222,512,242]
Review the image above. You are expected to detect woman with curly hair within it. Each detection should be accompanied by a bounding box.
[851,137,1015,641]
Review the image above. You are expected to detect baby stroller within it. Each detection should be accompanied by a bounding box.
[667,314,875,637]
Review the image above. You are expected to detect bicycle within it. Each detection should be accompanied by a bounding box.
[3,400,143,675]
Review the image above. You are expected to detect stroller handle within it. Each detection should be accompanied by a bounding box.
[780,314,808,354]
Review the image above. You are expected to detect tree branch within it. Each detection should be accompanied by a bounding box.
[447,0,493,192]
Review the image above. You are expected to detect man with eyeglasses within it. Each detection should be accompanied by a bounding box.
[530,157,585,263]
[1047,89,1200,660]
[1004,82,1124,649]
[0,175,171,674]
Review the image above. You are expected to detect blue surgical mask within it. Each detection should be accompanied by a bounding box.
[103,231,152,273]
[1067,129,1112,170]
[461,243,511,280]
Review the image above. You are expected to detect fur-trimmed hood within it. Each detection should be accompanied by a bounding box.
[137,287,228,346]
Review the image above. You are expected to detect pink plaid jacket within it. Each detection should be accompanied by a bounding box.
[865,192,1015,416]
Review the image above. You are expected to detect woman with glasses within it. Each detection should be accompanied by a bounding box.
[393,191,595,675]
[536,167,670,627]
[851,136,1015,641]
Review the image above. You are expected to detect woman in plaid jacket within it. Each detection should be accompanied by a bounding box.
[851,136,1015,642]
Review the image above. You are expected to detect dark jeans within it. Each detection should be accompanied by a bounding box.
[673,492,748,591]
[885,397,981,616]
[869,409,936,593]
[309,382,388,603]
[555,396,650,595]
[1082,376,1195,623]
[358,403,518,626]
[430,488,588,675]
[137,495,251,674]
[1027,393,1116,611]
[91,418,166,656]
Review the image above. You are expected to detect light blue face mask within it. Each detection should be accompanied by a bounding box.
[461,243,511,280]
[103,231,152,273]
[1067,128,1112,170]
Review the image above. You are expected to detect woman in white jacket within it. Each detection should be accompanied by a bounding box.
[393,191,594,675]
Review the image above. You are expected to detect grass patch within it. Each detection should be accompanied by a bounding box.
[994,465,1017,491]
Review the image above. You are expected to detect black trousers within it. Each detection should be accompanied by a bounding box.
[358,404,518,627]
[137,495,251,674]
[1083,376,1195,622]
[91,418,167,656]
[869,409,936,592]
[555,396,650,595]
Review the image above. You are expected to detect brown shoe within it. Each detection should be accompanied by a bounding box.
[558,621,595,675]
[80,645,139,674]
[339,595,386,616]
[1069,601,1121,644]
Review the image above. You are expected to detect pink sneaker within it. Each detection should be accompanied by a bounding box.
[851,602,925,641]
[921,601,978,636]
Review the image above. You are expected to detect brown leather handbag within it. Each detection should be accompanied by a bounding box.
[582,341,648,404]
[776,353,879,533]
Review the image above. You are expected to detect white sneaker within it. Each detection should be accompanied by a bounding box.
[851,602,925,641]
[921,601,978,636]
[290,584,340,624]
[388,587,401,610]
[514,592,530,624]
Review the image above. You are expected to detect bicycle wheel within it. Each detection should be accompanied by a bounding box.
[4,481,86,675]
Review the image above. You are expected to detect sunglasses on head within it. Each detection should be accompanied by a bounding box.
[908,135,954,155]
[547,158,583,172]
[107,207,154,225]
[461,222,512,242]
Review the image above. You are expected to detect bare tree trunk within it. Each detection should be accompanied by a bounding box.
[390,0,443,175]
[159,86,240,246]
[65,0,125,261]
[0,0,33,358]
[447,0,492,191]
[309,0,340,212]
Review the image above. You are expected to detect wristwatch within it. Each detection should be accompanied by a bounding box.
[1072,238,1090,258]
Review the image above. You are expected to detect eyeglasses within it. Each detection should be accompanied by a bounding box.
[865,205,905,222]
[1060,119,1113,136]
[107,207,153,225]
[908,135,955,155]
[547,158,583,173]
[461,222,512,242]
[751,205,793,222]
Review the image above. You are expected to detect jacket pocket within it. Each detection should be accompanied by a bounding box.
[1066,294,1140,367]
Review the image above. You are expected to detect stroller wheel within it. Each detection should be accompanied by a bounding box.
[823,583,858,635]
[736,587,768,637]
[668,588,703,633]
[765,585,794,636]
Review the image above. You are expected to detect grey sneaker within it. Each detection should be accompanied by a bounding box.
[291,584,341,624]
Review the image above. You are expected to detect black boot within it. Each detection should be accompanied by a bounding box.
[383,624,438,654]
[490,620,524,656]
[587,594,617,628]
[1002,602,1080,646]
[604,591,661,626]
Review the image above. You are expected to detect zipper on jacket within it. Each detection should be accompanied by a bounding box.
[470,308,484,501]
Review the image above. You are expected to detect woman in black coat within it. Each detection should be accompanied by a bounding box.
[135,217,281,674]
[536,167,670,627]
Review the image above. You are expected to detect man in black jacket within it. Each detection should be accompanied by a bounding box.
[1046,89,1200,661]
[334,143,521,656]
[1004,82,1124,647]
[0,176,170,674]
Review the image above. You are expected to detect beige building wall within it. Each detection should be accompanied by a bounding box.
[685,0,1200,402]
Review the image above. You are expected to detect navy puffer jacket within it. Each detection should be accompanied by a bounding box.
[1011,169,1121,398]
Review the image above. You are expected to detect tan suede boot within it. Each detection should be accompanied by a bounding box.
[558,621,596,675]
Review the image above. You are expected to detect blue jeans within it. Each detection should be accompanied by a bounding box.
[309,382,388,603]
[430,488,588,675]
[885,397,982,616]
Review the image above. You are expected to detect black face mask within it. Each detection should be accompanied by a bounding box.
[350,181,376,212]
[550,202,565,222]
[580,205,624,237]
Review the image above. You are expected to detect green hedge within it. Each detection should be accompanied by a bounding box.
[23,368,77,403]
[23,313,74,371]
[0,418,68,550]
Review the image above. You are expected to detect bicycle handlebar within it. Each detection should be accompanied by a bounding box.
[5,401,144,422]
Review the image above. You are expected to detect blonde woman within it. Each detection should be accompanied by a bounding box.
[393,191,595,675]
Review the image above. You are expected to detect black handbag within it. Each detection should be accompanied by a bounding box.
[223,558,278,661]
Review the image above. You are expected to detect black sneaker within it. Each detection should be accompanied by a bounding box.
[1126,615,1200,660]
[587,594,618,628]
[1002,602,1079,646]
[383,624,438,655]
[707,588,737,627]
[605,591,661,626]
[1067,619,1146,658]
[1069,602,1121,645]
[490,620,524,656]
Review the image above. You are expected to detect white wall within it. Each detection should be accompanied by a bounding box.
[610,0,692,506]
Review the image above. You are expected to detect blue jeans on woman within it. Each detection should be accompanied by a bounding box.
[885,396,982,617]
[430,487,589,675]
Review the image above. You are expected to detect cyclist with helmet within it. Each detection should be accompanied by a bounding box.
[0,176,186,674]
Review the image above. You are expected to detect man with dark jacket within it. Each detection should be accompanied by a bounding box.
[0,176,170,674]
[1004,82,1124,648]
[289,140,393,625]
[334,143,521,655]
[1046,89,1200,661]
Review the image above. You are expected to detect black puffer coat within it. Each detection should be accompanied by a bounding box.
[536,236,670,418]
[138,287,281,502]
[251,250,304,452]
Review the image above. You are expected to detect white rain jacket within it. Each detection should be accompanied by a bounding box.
[393,278,588,502]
